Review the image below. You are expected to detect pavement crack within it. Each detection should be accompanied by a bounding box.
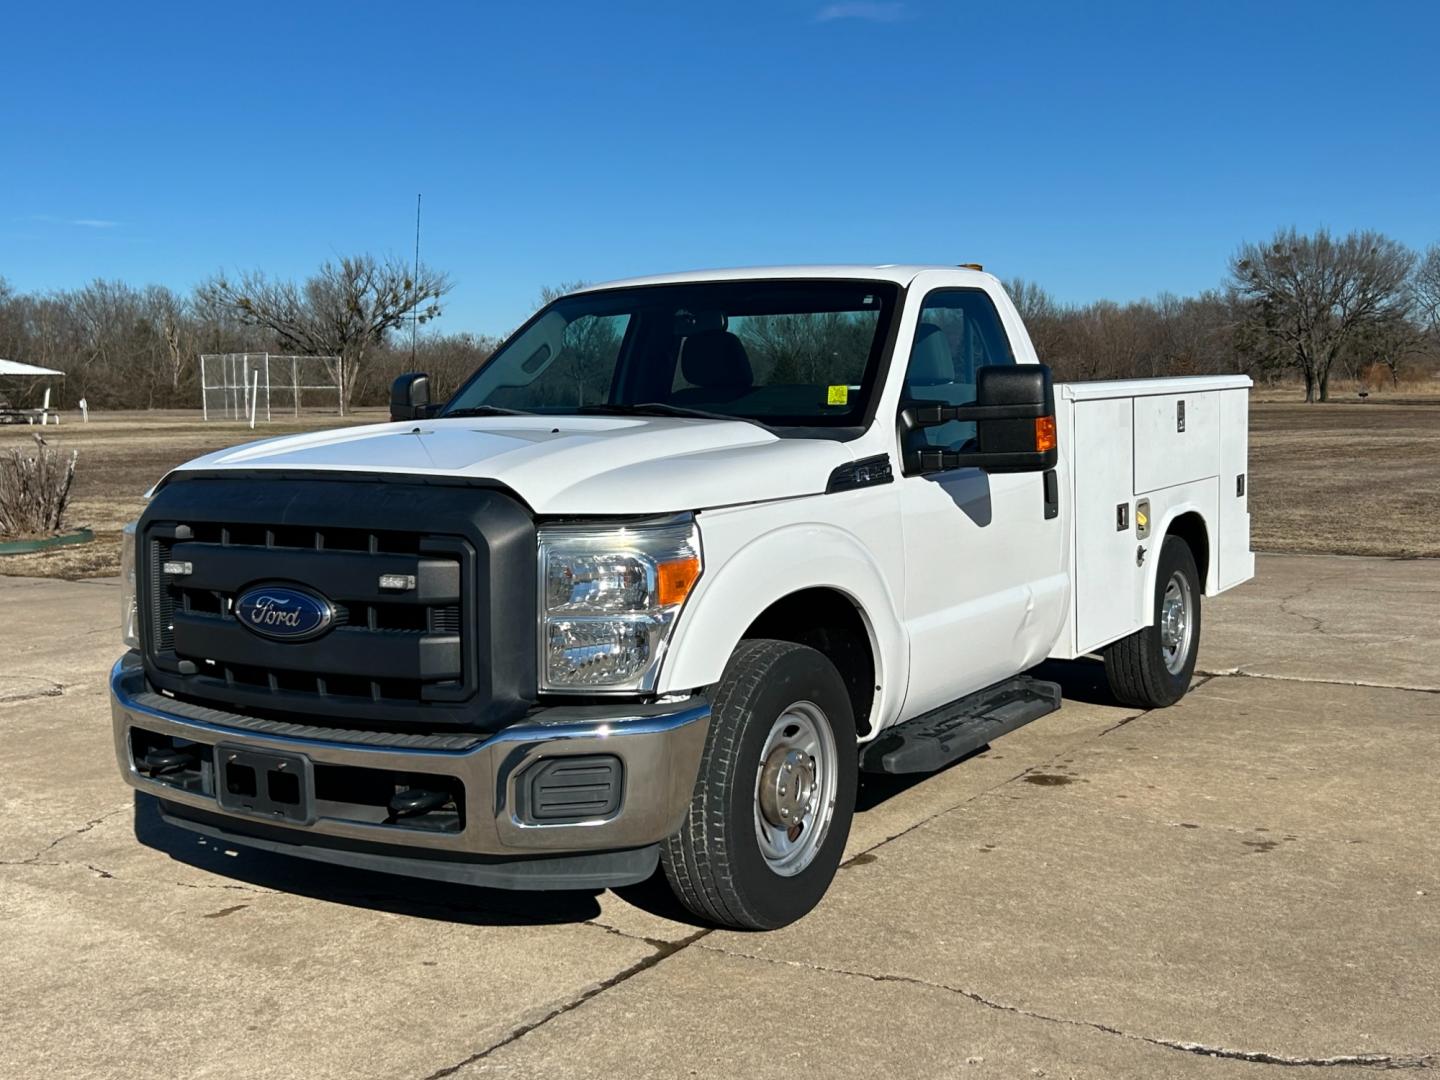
[417,928,710,1080]
[0,679,65,704]
[1277,584,1332,636]
[585,919,676,951]
[1199,670,1440,695]
[2,804,129,866]
[172,880,275,895]
[703,946,1436,1071]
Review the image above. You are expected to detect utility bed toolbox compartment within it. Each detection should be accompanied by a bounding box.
[1132,391,1220,493]
[1055,375,1252,658]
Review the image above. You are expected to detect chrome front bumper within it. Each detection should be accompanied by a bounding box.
[110,654,709,859]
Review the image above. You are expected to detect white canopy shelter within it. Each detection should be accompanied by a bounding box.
[0,358,65,424]
[0,358,64,377]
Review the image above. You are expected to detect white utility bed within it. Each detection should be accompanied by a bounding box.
[1051,375,1254,659]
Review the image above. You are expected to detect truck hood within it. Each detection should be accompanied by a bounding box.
[166,416,855,515]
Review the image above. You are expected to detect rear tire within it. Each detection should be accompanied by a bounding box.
[661,639,857,930]
[1103,535,1202,708]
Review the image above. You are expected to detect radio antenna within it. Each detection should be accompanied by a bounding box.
[411,193,422,367]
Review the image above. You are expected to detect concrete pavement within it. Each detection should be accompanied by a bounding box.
[0,554,1435,1079]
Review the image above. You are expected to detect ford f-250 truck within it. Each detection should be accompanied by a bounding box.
[112,265,1254,929]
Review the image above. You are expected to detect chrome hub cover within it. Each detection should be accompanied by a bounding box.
[752,701,838,877]
[759,747,815,830]
[1159,570,1194,675]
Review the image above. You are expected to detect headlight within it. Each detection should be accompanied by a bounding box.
[121,521,140,649]
[538,518,701,692]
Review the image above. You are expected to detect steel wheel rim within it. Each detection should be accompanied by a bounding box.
[753,701,838,877]
[1160,570,1194,675]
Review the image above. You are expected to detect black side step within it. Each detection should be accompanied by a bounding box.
[860,676,1062,774]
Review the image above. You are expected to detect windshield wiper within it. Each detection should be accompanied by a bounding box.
[441,405,534,417]
[573,402,766,426]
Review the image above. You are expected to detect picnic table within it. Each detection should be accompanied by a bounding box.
[0,407,61,425]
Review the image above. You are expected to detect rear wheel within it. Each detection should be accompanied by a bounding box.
[661,639,856,930]
[1103,535,1202,708]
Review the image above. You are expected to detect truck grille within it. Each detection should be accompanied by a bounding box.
[139,476,538,732]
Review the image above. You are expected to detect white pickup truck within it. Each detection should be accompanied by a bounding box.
[112,265,1253,928]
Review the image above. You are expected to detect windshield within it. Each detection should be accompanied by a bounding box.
[443,279,899,429]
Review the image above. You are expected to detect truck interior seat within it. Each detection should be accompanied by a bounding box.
[906,323,955,390]
[672,330,754,403]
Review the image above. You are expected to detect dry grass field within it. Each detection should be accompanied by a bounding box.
[1248,396,1440,558]
[1,394,1436,579]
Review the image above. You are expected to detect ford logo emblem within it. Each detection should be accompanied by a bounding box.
[235,585,335,642]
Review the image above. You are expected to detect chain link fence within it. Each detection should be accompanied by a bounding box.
[199,354,342,421]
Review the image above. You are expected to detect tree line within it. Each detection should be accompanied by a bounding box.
[0,256,497,412]
[2,228,1437,412]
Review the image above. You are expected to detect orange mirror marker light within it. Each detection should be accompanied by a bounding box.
[1035,415,1058,453]
[657,556,702,607]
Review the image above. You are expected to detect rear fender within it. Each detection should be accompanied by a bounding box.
[1144,499,1215,611]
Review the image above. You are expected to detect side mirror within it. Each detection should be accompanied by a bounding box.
[390,372,432,421]
[902,364,1058,474]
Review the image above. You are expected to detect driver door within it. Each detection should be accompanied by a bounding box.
[894,284,1066,719]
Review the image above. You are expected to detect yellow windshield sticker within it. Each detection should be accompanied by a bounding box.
[827,385,849,406]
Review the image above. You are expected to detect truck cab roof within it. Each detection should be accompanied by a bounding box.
[572,264,997,293]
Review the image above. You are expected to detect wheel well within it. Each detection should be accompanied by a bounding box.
[743,588,876,736]
[1167,511,1210,589]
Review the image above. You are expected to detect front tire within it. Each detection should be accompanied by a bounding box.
[661,639,857,930]
[1103,535,1202,708]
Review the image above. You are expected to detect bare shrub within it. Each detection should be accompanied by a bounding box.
[0,448,78,538]
[1361,362,1390,392]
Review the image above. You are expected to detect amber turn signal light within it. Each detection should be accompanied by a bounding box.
[1034,415,1057,453]
[657,556,701,607]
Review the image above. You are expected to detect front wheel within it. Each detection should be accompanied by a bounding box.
[1103,535,1203,708]
[661,639,857,930]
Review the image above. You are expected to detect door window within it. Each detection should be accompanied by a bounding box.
[901,289,1016,453]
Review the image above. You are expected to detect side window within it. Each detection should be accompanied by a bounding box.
[902,289,1016,451]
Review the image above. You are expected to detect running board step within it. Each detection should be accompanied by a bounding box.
[860,676,1062,775]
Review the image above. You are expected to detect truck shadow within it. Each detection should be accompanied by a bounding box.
[854,655,1119,812]
[1027,655,1121,708]
[131,657,1120,930]
[133,792,608,927]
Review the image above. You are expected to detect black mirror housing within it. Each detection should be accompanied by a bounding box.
[903,364,1057,474]
[390,372,432,422]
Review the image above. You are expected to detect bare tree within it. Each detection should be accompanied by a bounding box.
[1229,228,1414,402]
[1343,309,1426,389]
[1414,243,1440,331]
[1003,277,1067,363]
[198,255,451,412]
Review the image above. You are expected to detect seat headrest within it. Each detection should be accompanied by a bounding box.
[681,330,753,391]
[907,323,954,387]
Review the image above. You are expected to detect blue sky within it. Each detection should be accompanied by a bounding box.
[3,0,1437,335]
